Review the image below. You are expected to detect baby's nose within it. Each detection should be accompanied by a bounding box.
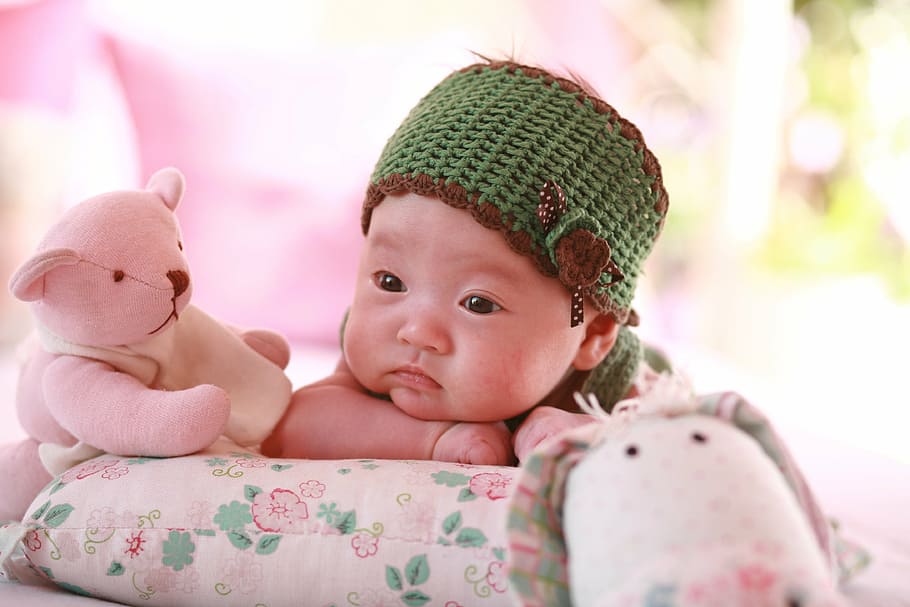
[167,270,190,297]
[397,311,452,354]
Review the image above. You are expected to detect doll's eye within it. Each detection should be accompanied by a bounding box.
[113,270,125,282]
[462,295,501,314]
[691,431,708,444]
[625,444,639,457]
[374,272,406,292]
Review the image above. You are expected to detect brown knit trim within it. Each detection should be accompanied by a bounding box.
[363,173,635,326]
[458,60,669,229]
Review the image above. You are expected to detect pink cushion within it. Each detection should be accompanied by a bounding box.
[7,453,516,605]
[0,0,90,112]
[106,36,375,344]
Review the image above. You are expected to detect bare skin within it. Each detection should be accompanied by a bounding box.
[262,194,621,465]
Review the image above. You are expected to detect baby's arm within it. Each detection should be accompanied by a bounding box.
[261,358,512,465]
[512,406,595,463]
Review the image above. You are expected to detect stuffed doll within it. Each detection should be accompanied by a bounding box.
[0,168,292,522]
[507,378,848,607]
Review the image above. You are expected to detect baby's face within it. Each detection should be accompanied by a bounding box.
[344,193,591,422]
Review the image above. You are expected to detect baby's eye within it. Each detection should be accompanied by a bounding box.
[462,295,501,314]
[178,240,183,251]
[374,272,406,292]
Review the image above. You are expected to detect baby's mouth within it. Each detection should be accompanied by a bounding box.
[393,366,442,390]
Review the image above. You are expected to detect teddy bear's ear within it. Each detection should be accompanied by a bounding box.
[145,167,186,212]
[8,248,81,302]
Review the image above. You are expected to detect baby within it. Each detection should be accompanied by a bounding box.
[262,60,669,465]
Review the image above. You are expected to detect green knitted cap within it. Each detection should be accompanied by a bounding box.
[363,60,669,327]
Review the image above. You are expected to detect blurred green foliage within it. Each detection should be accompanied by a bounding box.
[662,0,910,300]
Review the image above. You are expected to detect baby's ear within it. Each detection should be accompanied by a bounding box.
[573,313,619,370]
[145,167,185,212]
[9,248,81,302]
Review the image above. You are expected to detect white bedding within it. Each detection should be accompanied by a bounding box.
[1,346,908,606]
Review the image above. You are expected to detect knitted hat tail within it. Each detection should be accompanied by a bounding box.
[581,326,643,411]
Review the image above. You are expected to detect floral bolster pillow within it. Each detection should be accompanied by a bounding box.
[0,452,517,607]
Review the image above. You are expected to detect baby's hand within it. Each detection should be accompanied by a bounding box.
[512,407,595,463]
[432,422,514,466]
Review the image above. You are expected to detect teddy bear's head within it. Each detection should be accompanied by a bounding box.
[9,168,193,347]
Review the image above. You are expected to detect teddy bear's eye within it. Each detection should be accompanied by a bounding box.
[178,240,183,251]
[113,270,125,282]
[625,444,639,457]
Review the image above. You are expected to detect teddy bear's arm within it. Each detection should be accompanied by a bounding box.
[42,354,230,457]
[237,328,291,370]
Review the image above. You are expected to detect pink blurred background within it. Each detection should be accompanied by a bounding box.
[1,0,908,471]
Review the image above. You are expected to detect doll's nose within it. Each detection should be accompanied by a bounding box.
[167,270,190,297]
[397,312,452,354]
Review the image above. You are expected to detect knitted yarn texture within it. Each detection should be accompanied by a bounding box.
[363,61,669,328]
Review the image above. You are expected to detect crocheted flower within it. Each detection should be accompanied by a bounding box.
[555,229,618,288]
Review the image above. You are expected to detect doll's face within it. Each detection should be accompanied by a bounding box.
[344,193,595,422]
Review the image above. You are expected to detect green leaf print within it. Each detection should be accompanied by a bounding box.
[454,528,487,548]
[57,581,93,597]
[256,534,282,555]
[162,531,195,571]
[442,511,462,535]
[386,565,404,591]
[456,487,478,502]
[431,471,471,487]
[43,504,75,528]
[106,562,125,576]
[227,530,253,550]
[405,554,429,585]
[400,590,431,606]
[30,501,50,520]
[244,485,263,502]
[270,463,292,472]
[493,547,506,561]
[49,481,66,495]
[334,510,357,535]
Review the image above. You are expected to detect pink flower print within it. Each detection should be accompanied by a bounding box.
[61,459,119,483]
[55,532,80,561]
[351,531,380,558]
[86,507,118,529]
[174,566,201,594]
[299,479,326,498]
[101,465,130,480]
[236,457,267,469]
[218,551,263,595]
[186,501,214,528]
[23,530,42,551]
[469,472,511,500]
[396,499,436,541]
[737,564,776,592]
[144,566,177,593]
[486,560,508,593]
[354,588,400,607]
[445,603,465,607]
[252,489,309,532]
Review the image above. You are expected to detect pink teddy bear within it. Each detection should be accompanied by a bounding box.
[0,168,292,521]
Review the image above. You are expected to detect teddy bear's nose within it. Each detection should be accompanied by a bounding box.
[167,270,190,297]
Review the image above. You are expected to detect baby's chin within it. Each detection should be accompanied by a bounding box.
[389,387,529,424]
